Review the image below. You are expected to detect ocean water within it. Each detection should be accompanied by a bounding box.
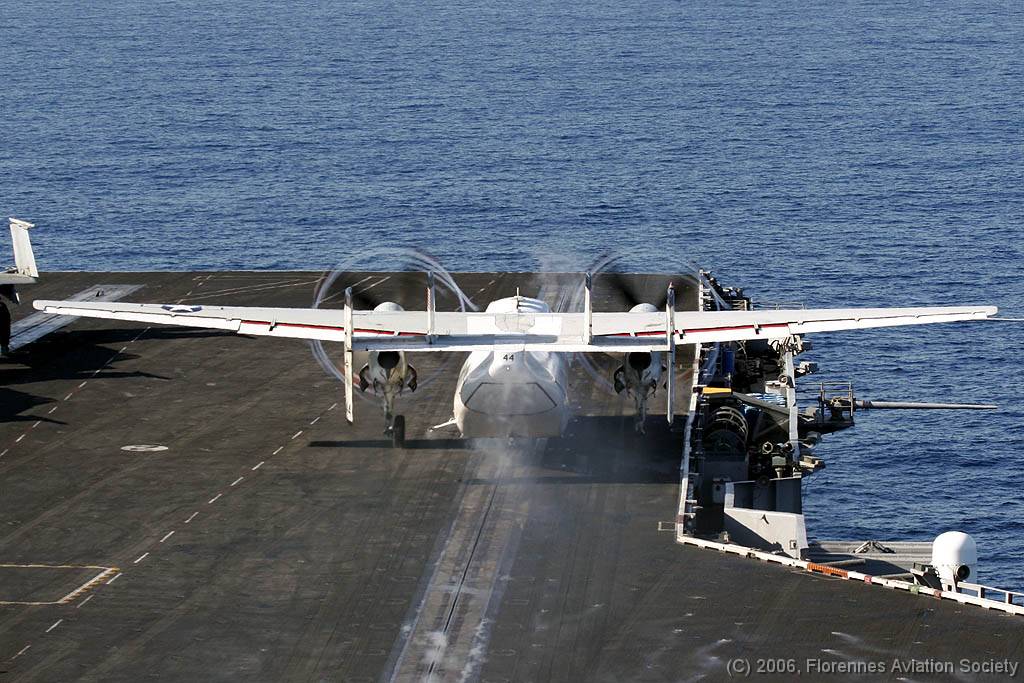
[3,1,1023,587]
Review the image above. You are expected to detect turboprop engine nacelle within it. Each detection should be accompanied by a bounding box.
[612,304,666,433]
[356,301,418,443]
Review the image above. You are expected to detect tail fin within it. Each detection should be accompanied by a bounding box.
[9,218,38,278]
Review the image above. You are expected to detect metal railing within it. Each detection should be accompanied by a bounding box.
[953,581,1024,606]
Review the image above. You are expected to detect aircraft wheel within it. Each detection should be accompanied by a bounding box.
[392,415,406,449]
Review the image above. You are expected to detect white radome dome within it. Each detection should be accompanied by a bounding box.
[931,531,978,586]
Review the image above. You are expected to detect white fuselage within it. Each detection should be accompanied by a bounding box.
[454,296,569,438]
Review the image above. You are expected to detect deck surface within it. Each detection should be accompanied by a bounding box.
[0,272,1020,682]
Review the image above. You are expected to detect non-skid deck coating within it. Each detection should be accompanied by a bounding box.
[0,272,1020,683]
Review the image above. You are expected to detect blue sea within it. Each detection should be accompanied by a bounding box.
[3,1,1022,588]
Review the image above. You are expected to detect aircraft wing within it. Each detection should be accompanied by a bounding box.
[33,299,996,350]
[32,300,385,343]
[670,305,998,345]
[31,299,665,350]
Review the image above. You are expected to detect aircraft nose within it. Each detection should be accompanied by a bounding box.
[488,352,526,379]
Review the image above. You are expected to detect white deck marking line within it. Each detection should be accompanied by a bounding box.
[185,512,199,523]
[120,346,128,352]
[231,476,244,487]
[45,620,62,633]
[56,568,119,605]
[185,277,319,301]
[359,275,391,292]
[328,402,338,411]
[133,553,149,564]
[208,493,223,504]
[48,406,57,414]
[252,461,265,471]
[14,644,30,658]
[64,394,73,401]
[32,421,41,429]
[1,449,7,457]
[160,531,175,543]
[77,594,93,609]
[15,435,25,443]
[310,416,320,425]
[78,381,87,388]
[273,446,283,455]
[291,430,303,440]
[106,573,122,585]
[320,275,375,303]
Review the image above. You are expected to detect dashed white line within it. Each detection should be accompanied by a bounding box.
[291,430,303,440]
[78,381,87,389]
[45,620,62,633]
[120,346,128,352]
[273,446,283,455]
[15,434,25,443]
[252,461,265,471]
[64,394,74,401]
[32,421,41,429]
[185,512,199,524]
[231,476,244,487]
[1,449,7,457]
[310,416,320,425]
[48,406,57,414]
[14,644,30,658]
[208,493,223,504]
[106,572,122,585]
[133,553,149,564]
[160,531,175,543]
[328,402,338,411]
[77,594,94,609]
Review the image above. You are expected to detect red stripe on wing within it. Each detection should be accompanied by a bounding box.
[240,320,423,337]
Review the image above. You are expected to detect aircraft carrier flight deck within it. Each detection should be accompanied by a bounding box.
[1,272,1021,682]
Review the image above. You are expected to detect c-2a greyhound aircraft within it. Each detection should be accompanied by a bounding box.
[34,273,996,447]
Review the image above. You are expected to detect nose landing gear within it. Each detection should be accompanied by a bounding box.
[386,415,406,449]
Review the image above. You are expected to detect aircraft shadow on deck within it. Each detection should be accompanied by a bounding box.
[0,387,65,425]
[308,416,683,485]
[309,438,470,450]
[0,328,233,422]
[2,327,231,379]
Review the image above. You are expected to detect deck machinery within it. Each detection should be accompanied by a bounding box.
[677,271,1000,571]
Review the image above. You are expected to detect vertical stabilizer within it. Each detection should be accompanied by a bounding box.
[9,218,38,278]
